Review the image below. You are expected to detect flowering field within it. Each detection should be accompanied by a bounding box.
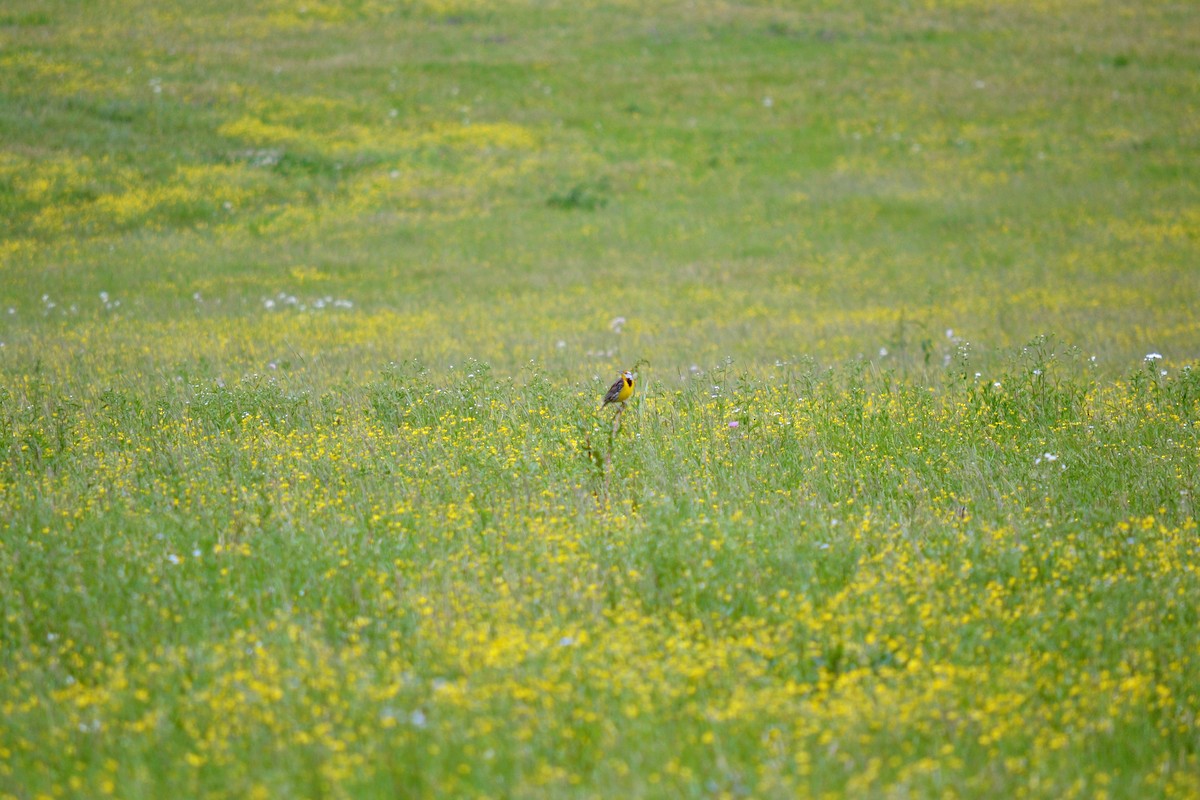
[2,1,1199,798]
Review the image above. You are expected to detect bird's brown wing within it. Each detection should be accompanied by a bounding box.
[603,378,624,405]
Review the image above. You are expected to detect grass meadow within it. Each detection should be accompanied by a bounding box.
[2,0,1199,797]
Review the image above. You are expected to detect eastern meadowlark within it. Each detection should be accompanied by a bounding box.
[602,370,635,407]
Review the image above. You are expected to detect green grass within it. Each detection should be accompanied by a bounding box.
[2,1,1199,798]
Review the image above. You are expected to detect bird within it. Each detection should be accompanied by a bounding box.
[602,370,635,408]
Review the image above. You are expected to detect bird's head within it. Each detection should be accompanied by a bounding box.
[623,370,634,382]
